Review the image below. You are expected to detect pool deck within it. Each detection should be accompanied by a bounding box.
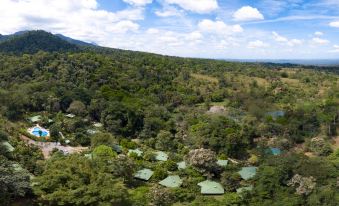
[20,135,88,159]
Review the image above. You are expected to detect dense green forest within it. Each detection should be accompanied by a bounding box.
[0,31,338,206]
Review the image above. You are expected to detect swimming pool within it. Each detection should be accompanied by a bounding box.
[31,127,49,137]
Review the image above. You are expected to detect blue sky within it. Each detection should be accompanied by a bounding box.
[1,0,339,59]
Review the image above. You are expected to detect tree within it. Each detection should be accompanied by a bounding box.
[67,100,87,116]
[33,155,132,205]
[91,132,116,148]
[155,130,177,151]
[149,185,174,206]
[0,156,31,205]
[92,145,116,159]
[186,148,217,175]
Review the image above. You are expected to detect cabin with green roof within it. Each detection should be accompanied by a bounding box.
[216,159,229,167]
[197,180,224,195]
[177,161,187,170]
[28,115,42,123]
[239,167,257,180]
[134,168,154,181]
[65,114,76,118]
[2,141,14,152]
[155,151,168,161]
[159,175,183,188]
[128,148,143,157]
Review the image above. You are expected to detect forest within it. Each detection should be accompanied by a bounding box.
[0,31,338,206]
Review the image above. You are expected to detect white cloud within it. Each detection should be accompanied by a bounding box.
[311,37,330,45]
[272,31,288,42]
[329,21,339,27]
[288,39,303,46]
[314,31,323,36]
[146,28,159,34]
[164,0,218,13]
[108,20,139,33]
[272,31,303,46]
[233,6,264,21]
[198,19,243,36]
[247,40,269,49]
[155,6,182,17]
[329,45,339,53]
[0,0,143,43]
[122,0,152,6]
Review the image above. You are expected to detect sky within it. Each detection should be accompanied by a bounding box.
[0,0,339,59]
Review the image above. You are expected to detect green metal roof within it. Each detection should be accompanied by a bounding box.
[93,123,103,127]
[159,175,183,188]
[155,151,168,161]
[2,141,14,152]
[197,180,225,195]
[216,159,229,167]
[177,161,187,170]
[236,185,253,194]
[128,149,143,157]
[28,115,41,123]
[238,167,257,180]
[65,114,75,118]
[84,153,93,159]
[134,168,154,181]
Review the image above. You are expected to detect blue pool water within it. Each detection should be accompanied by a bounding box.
[270,148,282,155]
[32,127,49,137]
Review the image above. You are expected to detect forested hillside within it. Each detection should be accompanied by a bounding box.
[0,31,338,206]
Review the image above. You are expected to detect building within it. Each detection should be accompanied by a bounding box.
[159,175,183,188]
[238,167,257,180]
[134,168,154,181]
[197,180,224,195]
[155,151,168,161]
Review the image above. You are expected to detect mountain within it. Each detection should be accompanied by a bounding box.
[0,30,80,54]
[55,34,97,47]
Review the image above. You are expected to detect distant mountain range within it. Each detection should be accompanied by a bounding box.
[0,30,96,54]
[0,30,338,67]
[226,59,339,66]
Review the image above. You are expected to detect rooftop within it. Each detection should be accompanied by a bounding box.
[159,175,183,188]
[93,123,103,127]
[177,161,187,170]
[2,141,14,152]
[216,159,229,167]
[155,151,168,161]
[28,115,42,123]
[197,180,224,195]
[128,148,143,157]
[239,167,257,180]
[65,114,75,118]
[134,168,154,181]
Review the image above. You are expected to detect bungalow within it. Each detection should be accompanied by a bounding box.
[28,115,42,123]
[65,114,76,118]
[2,141,14,152]
[197,180,224,195]
[128,148,143,157]
[216,159,229,167]
[159,175,183,188]
[155,151,168,161]
[177,161,187,170]
[238,167,257,180]
[134,168,154,181]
